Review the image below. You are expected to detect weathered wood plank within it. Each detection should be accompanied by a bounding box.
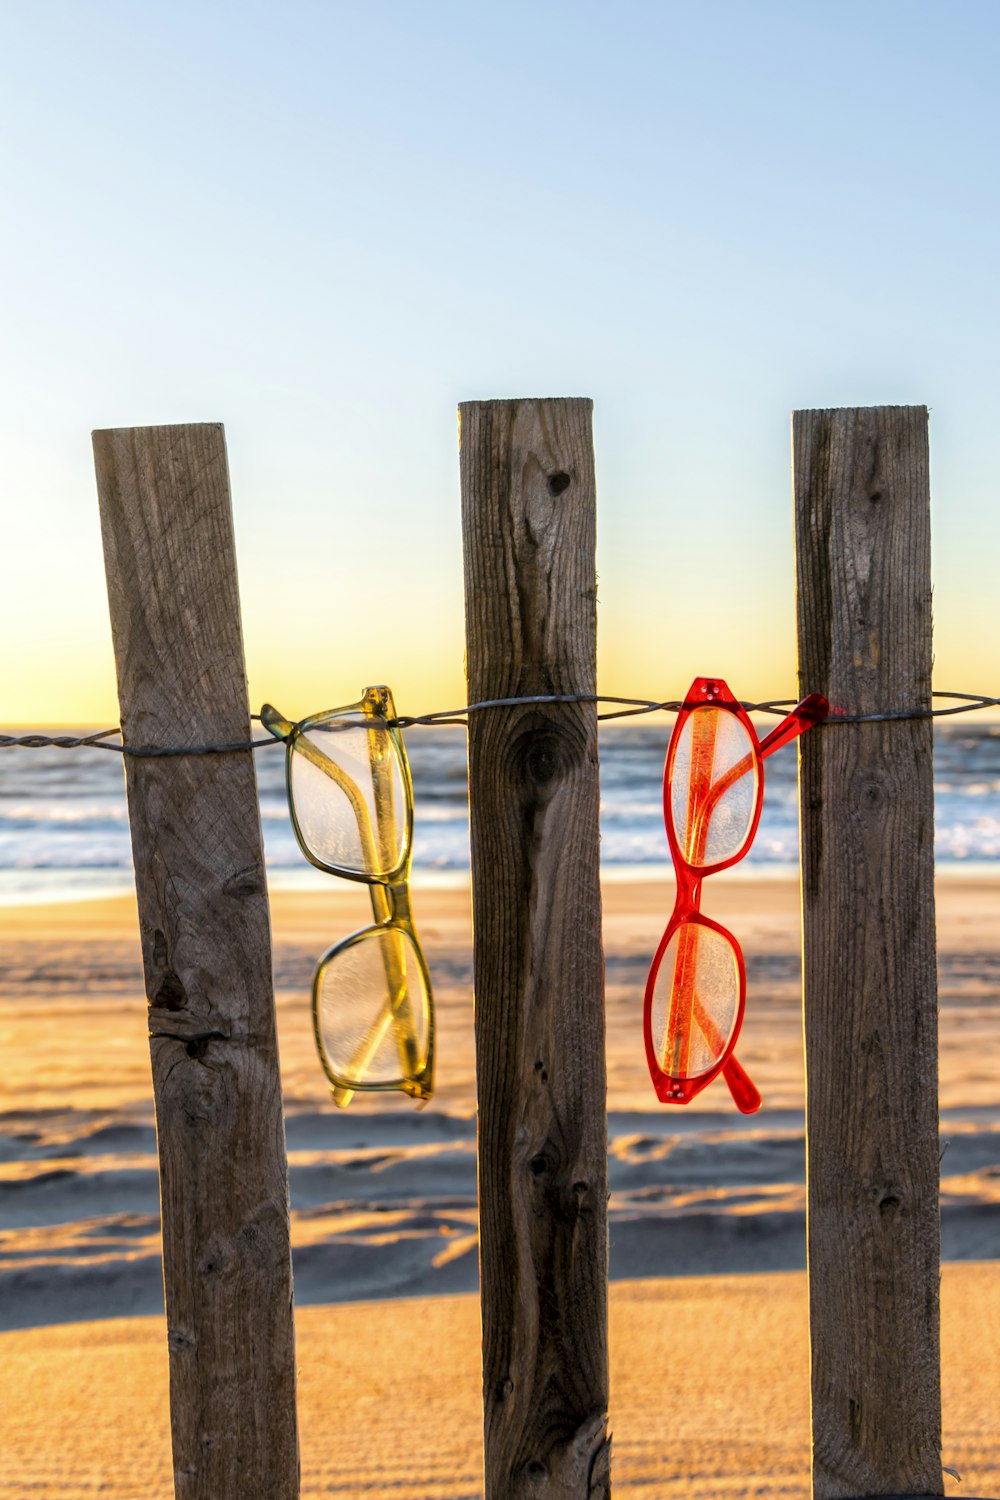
[460,398,610,1499]
[93,424,299,1500]
[793,406,941,1499]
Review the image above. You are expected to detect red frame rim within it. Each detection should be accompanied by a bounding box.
[644,676,829,1109]
[643,911,748,1104]
[649,676,758,1105]
[662,677,765,881]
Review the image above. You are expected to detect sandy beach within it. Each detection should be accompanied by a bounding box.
[1,876,998,1495]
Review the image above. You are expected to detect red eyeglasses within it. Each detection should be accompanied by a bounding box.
[644,678,828,1113]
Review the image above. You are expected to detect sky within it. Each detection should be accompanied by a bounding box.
[2,0,999,726]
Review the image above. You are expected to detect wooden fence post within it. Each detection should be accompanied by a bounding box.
[460,398,610,1499]
[93,424,299,1500]
[793,406,941,1498]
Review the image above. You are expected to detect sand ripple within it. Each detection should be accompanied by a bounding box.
[2,1105,997,1332]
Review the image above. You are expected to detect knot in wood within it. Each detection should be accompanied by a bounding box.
[150,929,188,1010]
[547,471,571,497]
[153,969,188,1010]
[521,732,566,788]
[855,767,891,817]
[513,1413,611,1496]
[526,1147,593,1226]
[198,1248,228,1279]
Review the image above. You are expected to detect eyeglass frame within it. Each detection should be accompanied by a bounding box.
[261,686,434,1105]
[644,676,828,1112]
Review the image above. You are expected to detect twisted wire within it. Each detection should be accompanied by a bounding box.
[1,691,998,756]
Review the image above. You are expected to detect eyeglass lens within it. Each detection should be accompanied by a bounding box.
[669,707,758,868]
[291,715,408,876]
[316,926,431,1087]
[649,921,741,1079]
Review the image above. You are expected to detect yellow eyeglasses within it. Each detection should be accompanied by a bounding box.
[262,687,434,1107]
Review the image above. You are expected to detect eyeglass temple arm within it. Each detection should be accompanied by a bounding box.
[367,723,421,1066]
[757,692,829,759]
[332,714,428,1104]
[338,733,421,1096]
[722,1052,762,1114]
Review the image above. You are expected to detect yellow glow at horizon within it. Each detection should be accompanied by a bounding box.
[3,624,993,730]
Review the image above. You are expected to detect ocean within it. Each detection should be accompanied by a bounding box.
[1,719,999,904]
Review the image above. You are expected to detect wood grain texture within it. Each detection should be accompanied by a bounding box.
[460,399,610,1499]
[93,424,299,1500]
[793,407,941,1500]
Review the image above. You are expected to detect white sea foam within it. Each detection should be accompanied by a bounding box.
[2,721,1000,902]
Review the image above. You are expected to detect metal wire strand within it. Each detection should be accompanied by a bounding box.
[0,727,282,756]
[2,691,998,754]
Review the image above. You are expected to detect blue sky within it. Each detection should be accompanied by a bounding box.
[2,0,999,721]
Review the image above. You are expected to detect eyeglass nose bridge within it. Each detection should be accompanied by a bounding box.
[671,860,706,918]
[369,874,415,928]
